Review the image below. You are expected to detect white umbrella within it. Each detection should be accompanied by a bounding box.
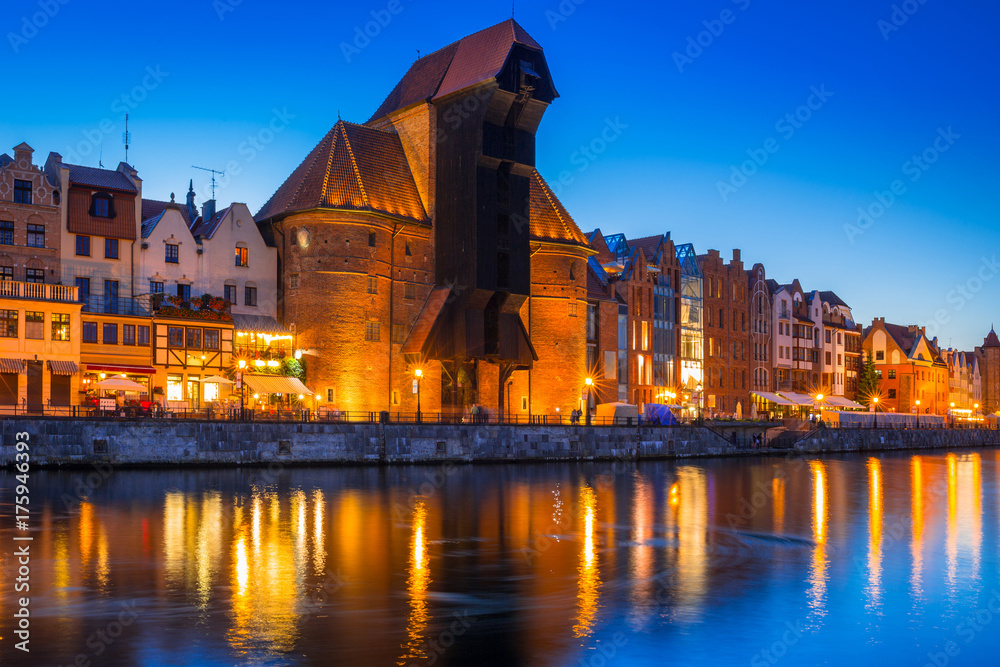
[202,375,234,384]
[750,402,759,420]
[735,402,743,420]
[95,377,148,392]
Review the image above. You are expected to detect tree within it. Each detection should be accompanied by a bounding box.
[857,350,880,405]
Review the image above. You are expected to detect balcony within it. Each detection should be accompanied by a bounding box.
[0,280,79,303]
[81,295,150,316]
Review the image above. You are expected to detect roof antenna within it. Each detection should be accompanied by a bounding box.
[191,165,225,200]
[123,113,131,164]
[99,143,104,169]
[512,0,515,18]
[416,49,420,60]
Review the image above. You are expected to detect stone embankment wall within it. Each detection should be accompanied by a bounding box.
[0,418,997,467]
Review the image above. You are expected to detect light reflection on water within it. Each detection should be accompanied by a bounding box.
[1,449,999,666]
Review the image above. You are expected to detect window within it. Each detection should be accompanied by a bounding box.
[569,301,578,317]
[25,224,44,248]
[14,180,32,204]
[235,245,248,267]
[204,329,219,350]
[0,221,12,245]
[405,240,412,256]
[404,283,415,300]
[137,325,150,346]
[368,230,377,247]
[876,370,883,380]
[105,238,118,259]
[825,330,831,344]
[365,320,381,342]
[244,286,257,307]
[25,268,44,283]
[367,276,378,294]
[165,244,179,263]
[51,313,70,341]
[186,327,202,349]
[392,324,406,344]
[224,284,236,303]
[167,326,184,347]
[888,388,897,399]
[150,280,164,308]
[122,324,136,345]
[177,284,191,302]
[76,235,91,256]
[25,311,43,339]
[167,375,183,401]
[0,266,12,281]
[289,274,299,290]
[82,321,97,343]
[76,277,90,309]
[889,369,897,379]
[102,323,117,344]
[0,310,17,337]
[91,194,112,218]
[104,280,119,313]
[327,388,334,402]
[825,352,832,365]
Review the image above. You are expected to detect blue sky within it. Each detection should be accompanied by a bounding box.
[2,0,997,350]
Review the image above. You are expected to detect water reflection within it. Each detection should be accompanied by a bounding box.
[808,461,828,618]
[574,485,600,639]
[8,452,1000,666]
[865,457,883,611]
[400,502,430,664]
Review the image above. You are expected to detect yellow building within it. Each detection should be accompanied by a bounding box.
[0,280,81,413]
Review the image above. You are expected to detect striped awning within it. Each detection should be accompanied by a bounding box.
[752,391,795,407]
[243,374,312,396]
[0,358,26,373]
[48,360,79,375]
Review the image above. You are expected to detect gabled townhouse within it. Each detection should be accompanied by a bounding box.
[862,318,949,414]
[697,248,750,417]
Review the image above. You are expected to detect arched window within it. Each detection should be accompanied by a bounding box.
[235,243,248,267]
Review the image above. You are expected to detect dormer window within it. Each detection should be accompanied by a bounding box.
[90,192,115,218]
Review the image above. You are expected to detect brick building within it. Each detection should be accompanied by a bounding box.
[0,143,62,284]
[862,318,949,415]
[697,249,749,417]
[748,263,772,405]
[256,20,592,417]
[975,328,1000,415]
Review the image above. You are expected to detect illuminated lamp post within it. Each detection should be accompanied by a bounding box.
[584,377,594,426]
[872,396,879,429]
[695,383,703,423]
[238,359,247,419]
[414,368,423,423]
[915,399,920,428]
[950,401,955,428]
[815,393,824,422]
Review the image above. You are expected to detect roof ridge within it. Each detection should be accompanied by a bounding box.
[340,123,369,208]
[534,171,575,241]
[316,125,340,211]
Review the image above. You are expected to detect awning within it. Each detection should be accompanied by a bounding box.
[752,391,795,407]
[244,374,312,396]
[48,360,79,375]
[232,314,292,336]
[779,391,816,406]
[824,396,866,409]
[401,286,451,355]
[85,364,156,375]
[0,358,26,374]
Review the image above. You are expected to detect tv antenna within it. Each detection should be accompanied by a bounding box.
[192,165,225,199]
[123,113,131,163]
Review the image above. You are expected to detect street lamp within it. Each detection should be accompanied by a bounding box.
[414,368,423,422]
[872,396,879,429]
[695,382,703,422]
[584,377,593,426]
[915,399,920,428]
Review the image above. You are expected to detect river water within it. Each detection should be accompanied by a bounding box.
[1,449,998,666]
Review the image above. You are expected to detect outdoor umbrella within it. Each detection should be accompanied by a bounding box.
[750,403,759,420]
[95,378,148,392]
[202,375,234,384]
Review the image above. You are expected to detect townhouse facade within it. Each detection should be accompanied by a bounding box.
[862,318,949,415]
[697,248,749,417]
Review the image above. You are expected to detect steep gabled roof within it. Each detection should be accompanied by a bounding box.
[256,120,428,224]
[190,204,234,240]
[528,170,590,248]
[0,153,12,167]
[369,19,550,121]
[629,235,666,264]
[66,164,137,192]
[140,210,165,239]
[143,198,192,226]
[819,290,848,308]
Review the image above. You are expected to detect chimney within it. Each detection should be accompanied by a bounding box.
[732,248,741,263]
[202,199,216,221]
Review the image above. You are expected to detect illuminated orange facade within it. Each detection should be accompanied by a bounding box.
[863,318,949,415]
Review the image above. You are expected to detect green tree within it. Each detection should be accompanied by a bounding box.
[857,350,880,405]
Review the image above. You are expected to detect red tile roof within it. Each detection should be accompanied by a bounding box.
[369,19,548,121]
[528,170,591,248]
[67,164,137,193]
[190,204,234,240]
[255,120,428,224]
[142,198,192,226]
[985,328,1000,348]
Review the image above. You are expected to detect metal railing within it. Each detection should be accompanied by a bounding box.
[81,295,150,316]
